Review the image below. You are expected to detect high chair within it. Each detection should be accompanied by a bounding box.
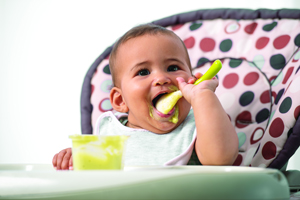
[1,8,300,200]
[81,8,300,194]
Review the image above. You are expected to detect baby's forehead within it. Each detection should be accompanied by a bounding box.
[121,33,189,60]
[113,32,192,76]
[120,33,188,56]
[122,31,179,44]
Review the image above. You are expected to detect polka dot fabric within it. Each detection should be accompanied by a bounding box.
[169,19,300,167]
[88,10,300,168]
[251,51,300,167]
[169,19,300,81]
[90,57,113,128]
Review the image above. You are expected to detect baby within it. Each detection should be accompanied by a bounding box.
[53,24,238,169]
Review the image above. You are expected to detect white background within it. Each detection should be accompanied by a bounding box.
[1,0,300,170]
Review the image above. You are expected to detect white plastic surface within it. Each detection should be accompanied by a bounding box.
[0,164,290,200]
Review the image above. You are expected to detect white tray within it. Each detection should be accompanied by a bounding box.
[0,164,290,200]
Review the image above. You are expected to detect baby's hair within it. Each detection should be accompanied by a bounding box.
[109,23,192,87]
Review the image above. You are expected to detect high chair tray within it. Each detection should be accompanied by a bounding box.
[0,165,289,200]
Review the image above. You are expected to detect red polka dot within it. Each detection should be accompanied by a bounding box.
[199,38,216,52]
[273,35,291,49]
[293,58,299,62]
[233,154,243,166]
[98,98,113,112]
[172,24,184,31]
[243,72,259,85]
[294,105,300,120]
[284,81,293,95]
[292,50,300,62]
[282,67,294,84]
[235,111,252,129]
[260,90,271,103]
[269,76,277,84]
[223,73,239,89]
[184,36,195,49]
[262,141,277,160]
[250,127,265,144]
[225,22,240,34]
[244,22,258,34]
[269,118,285,138]
[91,84,95,95]
[271,91,277,102]
[255,37,270,49]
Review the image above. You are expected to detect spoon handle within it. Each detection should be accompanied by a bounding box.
[194,60,222,85]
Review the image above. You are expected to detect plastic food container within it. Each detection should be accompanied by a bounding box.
[69,135,128,170]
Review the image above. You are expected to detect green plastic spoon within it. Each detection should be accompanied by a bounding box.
[156,59,222,114]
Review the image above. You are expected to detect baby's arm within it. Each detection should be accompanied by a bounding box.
[52,148,73,170]
[177,74,239,165]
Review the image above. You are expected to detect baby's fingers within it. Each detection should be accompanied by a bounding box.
[61,150,72,170]
[56,148,72,170]
[194,72,202,80]
[69,155,73,170]
[52,153,58,169]
[187,72,203,84]
[176,77,188,90]
[55,150,66,170]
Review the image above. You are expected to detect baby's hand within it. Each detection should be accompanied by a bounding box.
[177,72,219,104]
[52,148,73,170]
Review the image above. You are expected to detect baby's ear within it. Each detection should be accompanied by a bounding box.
[110,87,129,113]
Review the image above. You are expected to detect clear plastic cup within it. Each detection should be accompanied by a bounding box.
[69,135,128,170]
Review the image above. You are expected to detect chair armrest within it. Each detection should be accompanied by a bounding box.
[283,170,300,192]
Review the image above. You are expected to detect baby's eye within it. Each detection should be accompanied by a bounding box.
[137,69,150,76]
[167,65,179,72]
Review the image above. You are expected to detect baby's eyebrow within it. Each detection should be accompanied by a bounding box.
[165,58,185,65]
[130,61,149,71]
[129,58,186,72]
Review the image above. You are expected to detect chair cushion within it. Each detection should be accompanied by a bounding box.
[86,9,300,168]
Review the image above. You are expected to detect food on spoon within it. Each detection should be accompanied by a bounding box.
[155,59,222,114]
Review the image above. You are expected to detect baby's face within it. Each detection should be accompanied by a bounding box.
[115,33,192,134]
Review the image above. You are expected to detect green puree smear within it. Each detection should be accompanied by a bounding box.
[149,105,179,124]
[169,105,179,124]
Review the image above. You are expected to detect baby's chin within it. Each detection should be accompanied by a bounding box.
[127,101,190,134]
[146,121,182,134]
[147,110,187,134]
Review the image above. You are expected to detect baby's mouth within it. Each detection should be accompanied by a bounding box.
[152,93,176,118]
[152,93,167,109]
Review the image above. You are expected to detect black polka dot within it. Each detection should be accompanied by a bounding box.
[296,66,300,74]
[239,91,255,106]
[294,33,300,47]
[196,57,210,67]
[219,39,233,52]
[270,54,286,70]
[262,21,277,32]
[256,108,270,123]
[103,64,111,74]
[189,22,202,31]
[279,97,292,114]
[229,59,243,68]
[275,89,285,105]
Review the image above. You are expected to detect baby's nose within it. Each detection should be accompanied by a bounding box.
[153,74,171,86]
